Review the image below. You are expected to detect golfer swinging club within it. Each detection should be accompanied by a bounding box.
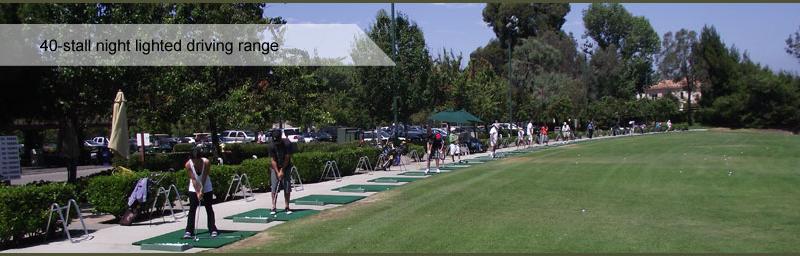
[183,148,218,239]
[269,129,296,215]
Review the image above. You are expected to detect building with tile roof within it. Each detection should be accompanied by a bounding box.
[636,79,701,111]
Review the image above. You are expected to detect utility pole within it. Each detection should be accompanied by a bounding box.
[391,3,398,127]
[506,16,518,126]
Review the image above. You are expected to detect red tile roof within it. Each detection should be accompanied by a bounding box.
[646,79,702,92]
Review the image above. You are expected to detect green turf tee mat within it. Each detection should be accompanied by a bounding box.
[367,177,422,183]
[290,194,366,205]
[132,229,256,248]
[224,208,318,222]
[333,184,398,192]
[399,171,441,176]
[441,164,471,168]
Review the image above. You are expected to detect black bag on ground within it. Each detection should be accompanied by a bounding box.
[119,201,140,226]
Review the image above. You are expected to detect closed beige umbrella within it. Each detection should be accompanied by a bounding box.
[109,90,129,158]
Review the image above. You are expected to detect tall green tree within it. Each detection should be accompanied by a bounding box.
[474,3,571,78]
[589,45,633,99]
[358,10,432,126]
[693,25,741,108]
[483,3,570,45]
[583,3,659,96]
[658,28,699,125]
[786,25,800,63]
[461,59,507,123]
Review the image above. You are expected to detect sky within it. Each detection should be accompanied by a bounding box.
[264,3,800,74]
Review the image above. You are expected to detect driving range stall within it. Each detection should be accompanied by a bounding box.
[133,230,257,251]
[291,194,367,206]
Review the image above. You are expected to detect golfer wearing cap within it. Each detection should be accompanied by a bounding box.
[269,130,297,215]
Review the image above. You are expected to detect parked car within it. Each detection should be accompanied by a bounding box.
[151,134,177,153]
[220,130,256,144]
[362,131,385,142]
[313,131,334,142]
[301,132,316,143]
[281,128,303,143]
[464,136,484,153]
[83,137,108,148]
[405,126,426,142]
[179,136,195,144]
[319,126,340,141]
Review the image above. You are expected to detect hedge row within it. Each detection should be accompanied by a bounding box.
[0,183,76,244]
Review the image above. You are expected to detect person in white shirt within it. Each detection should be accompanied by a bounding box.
[562,122,571,141]
[526,121,534,146]
[184,148,218,239]
[667,119,672,132]
[516,126,525,148]
[489,122,499,158]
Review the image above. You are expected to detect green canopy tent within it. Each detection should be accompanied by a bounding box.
[429,109,483,124]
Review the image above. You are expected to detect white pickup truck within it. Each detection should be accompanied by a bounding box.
[83,137,109,147]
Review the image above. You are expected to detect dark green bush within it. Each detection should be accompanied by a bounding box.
[406,144,425,157]
[173,143,194,153]
[297,141,360,152]
[0,183,76,244]
[86,171,150,217]
[238,158,271,191]
[223,143,269,164]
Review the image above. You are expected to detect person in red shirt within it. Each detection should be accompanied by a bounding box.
[539,124,549,145]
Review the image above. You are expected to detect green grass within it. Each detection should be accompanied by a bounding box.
[227,130,800,253]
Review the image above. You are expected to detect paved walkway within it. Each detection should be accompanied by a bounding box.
[2,133,655,253]
[11,165,111,185]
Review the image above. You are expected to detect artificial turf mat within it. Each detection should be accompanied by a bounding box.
[132,229,256,248]
[398,171,441,176]
[441,164,471,168]
[224,208,319,222]
[290,194,366,205]
[367,177,422,183]
[333,184,398,192]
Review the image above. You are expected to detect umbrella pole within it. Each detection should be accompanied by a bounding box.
[139,132,145,164]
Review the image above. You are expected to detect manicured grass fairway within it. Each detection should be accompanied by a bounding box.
[228,130,800,253]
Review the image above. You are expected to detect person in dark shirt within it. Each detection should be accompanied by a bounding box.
[268,130,297,215]
[426,126,444,174]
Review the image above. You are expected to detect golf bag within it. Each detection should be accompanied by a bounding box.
[119,174,166,226]
[377,144,399,170]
